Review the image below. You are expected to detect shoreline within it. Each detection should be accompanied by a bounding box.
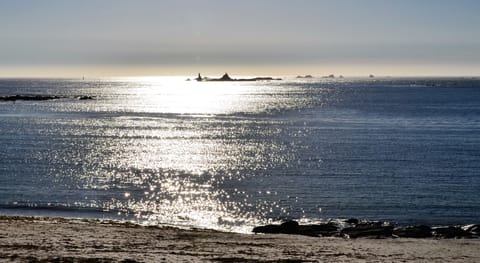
[1,216,480,262]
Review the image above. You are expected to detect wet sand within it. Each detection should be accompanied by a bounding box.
[1,216,479,262]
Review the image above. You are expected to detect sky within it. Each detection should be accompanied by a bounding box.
[1,0,479,77]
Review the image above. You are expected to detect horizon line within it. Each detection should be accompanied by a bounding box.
[1,74,479,80]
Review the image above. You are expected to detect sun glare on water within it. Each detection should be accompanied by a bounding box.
[119,76,255,115]
[88,77,275,232]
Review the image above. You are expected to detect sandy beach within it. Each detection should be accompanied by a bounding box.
[0,216,479,262]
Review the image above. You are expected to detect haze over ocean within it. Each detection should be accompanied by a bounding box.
[1,0,479,77]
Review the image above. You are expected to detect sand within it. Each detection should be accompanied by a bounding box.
[1,216,479,262]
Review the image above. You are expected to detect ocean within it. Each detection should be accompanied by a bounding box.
[1,77,479,232]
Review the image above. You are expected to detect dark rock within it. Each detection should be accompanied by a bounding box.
[195,73,281,82]
[297,222,340,237]
[0,95,63,102]
[345,218,359,225]
[219,73,233,81]
[0,95,96,102]
[341,222,394,238]
[252,224,282,234]
[252,220,299,234]
[253,220,340,237]
[466,224,480,235]
[77,96,95,100]
[433,226,472,238]
[296,75,313,79]
[393,225,432,238]
[280,220,299,234]
[244,77,283,81]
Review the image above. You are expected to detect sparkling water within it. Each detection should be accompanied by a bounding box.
[1,77,479,232]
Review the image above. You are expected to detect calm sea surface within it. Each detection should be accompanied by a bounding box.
[1,77,479,232]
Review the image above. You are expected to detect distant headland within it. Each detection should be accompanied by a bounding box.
[189,73,282,82]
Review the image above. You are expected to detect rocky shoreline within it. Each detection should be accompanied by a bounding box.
[253,219,480,239]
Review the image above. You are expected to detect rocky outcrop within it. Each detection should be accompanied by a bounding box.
[466,224,480,235]
[433,226,472,238]
[77,96,95,100]
[195,73,282,82]
[253,221,340,237]
[0,95,95,102]
[322,74,335,79]
[393,225,432,238]
[0,95,63,101]
[253,219,480,239]
[341,222,394,238]
[252,221,300,235]
[296,75,313,79]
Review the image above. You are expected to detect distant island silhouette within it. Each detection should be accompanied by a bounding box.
[193,73,282,82]
[0,95,94,102]
[322,74,335,79]
[296,75,313,79]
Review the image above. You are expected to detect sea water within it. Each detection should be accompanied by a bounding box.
[1,77,479,232]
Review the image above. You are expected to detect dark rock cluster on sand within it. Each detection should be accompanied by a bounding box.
[253,220,480,239]
[0,95,95,102]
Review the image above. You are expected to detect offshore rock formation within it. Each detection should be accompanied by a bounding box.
[195,73,282,82]
[0,95,95,102]
[296,75,313,79]
[322,74,335,79]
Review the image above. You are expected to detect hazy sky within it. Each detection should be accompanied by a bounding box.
[1,0,479,77]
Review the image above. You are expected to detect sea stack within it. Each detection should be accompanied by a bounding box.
[219,73,233,81]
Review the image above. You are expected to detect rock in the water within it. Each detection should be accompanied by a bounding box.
[252,224,281,234]
[253,220,480,239]
[253,221,340,237]
[345,218,359,225]
[280,221,299,234]
[77,96,95,100]
[466,224,480,235]
[393,225,432,238]
[297,223,339,237]
[433,226,471,238]
[341,222,394,238]
[296,75,313,79]
[196,73,282,82]
[253,220,299,234]
[0,95,63,101]
[0,95,94,102]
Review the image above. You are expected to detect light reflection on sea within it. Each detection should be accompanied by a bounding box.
[97,78,308,232]
[1,77,480,232]
[0,77,316,233]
